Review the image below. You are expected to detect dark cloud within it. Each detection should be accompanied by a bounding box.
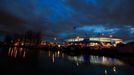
[0,11,25,26]
[67,0,134,25]
[0,10,27,33]
[0,0,134,40]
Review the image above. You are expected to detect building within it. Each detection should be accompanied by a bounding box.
[65,37,123,49]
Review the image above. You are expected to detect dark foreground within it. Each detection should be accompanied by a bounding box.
[0,47,134,75]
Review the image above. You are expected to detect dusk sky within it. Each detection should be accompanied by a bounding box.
[0,0,134,41]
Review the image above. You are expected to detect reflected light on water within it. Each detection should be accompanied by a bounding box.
[68,55,124,66]
[57,50,60,58]
[52,54,55,63]
[8,47,17,58]
[113,66,117,72]
[76,62,79,66]
[62,53,64,58]
[8,47,27,58]
[48,51,51,57]
[3,49,134,75]
[90,55,124,66]
[68,56,84,63]
[47,50,64,64]
[105,69,108,75]
[22,49,26,58]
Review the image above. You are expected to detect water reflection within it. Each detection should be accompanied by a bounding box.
[8,47,27,58]
[2,48,133,75]
[38,50,134,75]
[6,47,125,66]
[0,47,38,75]
[43,50,124,67]
[7,47,124,67]
[68,55,124,66]
[113,66,117,72]
[7,47,38,60]
[66,54,125,75]
[104,66,117,75]
[52,53,55,63]
[46,50,65,64]
[104,69,108,75]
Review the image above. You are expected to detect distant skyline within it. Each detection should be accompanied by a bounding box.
[0,0,134,41]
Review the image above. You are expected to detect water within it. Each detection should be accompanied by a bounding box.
[0,47,134,75]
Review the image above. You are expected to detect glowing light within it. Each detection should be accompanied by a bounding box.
[58,45,61,48]
[48,51,51,57]
[8,48,11,56]
[109,34,113,37]
[23,50,26,58]
[57,51,60,57]
[57,51,60,55]
[76,62,79,66]
[52,54,55,63]
[66,37,123,47]
[54,38,57,41]
[14,42,19,46]
[62,53,64,58]
[113,66,117,72]
[104,70,108,75]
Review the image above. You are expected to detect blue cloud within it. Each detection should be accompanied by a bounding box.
[130,27,134,34]
[57,32,70,38]
[77,25,119,33]
[0,0,134,40]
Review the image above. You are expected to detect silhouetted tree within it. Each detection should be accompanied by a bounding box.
[4,34,12,45]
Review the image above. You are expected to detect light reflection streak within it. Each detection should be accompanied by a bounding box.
[76,61,79,66]
[23,50,26,58]
[62,53,64,58]
[48,51,51,57]
[8,47,27,58]
[113,66,117,72]
[8,48,11,56]
[104,69,108,75]
[67,54,124,73]
[68,55,124,66]
[52,54,55,63]
[57,50,60,58]
[48,50,64,64]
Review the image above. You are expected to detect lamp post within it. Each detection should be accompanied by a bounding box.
[110,35,112,43]
[77,36,80,41]
[54,37,57,44]
[109,34,113,38]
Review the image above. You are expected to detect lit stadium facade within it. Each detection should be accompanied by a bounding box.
[65,37,123,49]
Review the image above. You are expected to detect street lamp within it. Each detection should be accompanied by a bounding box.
[109,34,113,38]
[54,37,57,41]
[77,36,80,41]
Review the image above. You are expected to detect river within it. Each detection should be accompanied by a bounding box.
[0,47,134,75]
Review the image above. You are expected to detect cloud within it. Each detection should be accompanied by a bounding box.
[0,10,27,33]
[130,28,134,34]
[0,0,134,40]
[67,0,134,24]
[0,11,25,26]
[77,25,119,33]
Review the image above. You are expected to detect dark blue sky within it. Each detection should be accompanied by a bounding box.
[0,0,134,40]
